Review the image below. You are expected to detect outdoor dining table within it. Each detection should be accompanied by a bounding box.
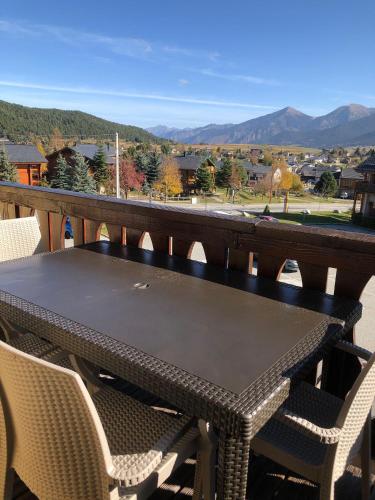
[0,241,362,499]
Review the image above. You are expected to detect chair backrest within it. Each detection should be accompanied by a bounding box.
[0,340,114,499]
[0,217,44,262]
[329,351,375,478]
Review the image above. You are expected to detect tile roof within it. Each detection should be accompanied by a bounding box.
[340,168,363,180]
[300,164,340,177]
[4,144,46,163]
[174,155,212,170]
[72,144,116,162]
[216,160,262,173]
[356,154,375,173]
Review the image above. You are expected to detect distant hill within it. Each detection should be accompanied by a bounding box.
[148,104,375,147]
[0,100,160,143]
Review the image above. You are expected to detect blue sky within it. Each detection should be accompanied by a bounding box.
[1,0,375,129]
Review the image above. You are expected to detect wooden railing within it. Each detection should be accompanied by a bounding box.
[1,181,375,394]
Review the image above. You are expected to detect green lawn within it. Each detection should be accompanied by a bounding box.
[255,211,352,225]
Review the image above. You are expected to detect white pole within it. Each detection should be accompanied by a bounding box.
[115,132,120,198]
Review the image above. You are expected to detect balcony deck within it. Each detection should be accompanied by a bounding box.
[13,456,371,499]
[1,182,375,499]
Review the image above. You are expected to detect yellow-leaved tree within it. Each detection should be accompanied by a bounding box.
[277,158,294,212]
[154,158,182,201]
[48,128,64,152]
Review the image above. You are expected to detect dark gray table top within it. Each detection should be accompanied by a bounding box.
[0,242,361,394]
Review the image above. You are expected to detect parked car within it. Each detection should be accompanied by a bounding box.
[340,192,348,199]
[65,217,73,239]
[257,215,279,222]
[284,259,299,272]
[213,210,233,216]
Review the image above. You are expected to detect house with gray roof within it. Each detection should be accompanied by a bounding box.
[46,143,115,181]
[173,155,215,192]
[300,164,341,184]
[3,143,47,186]
[338,168,363,198]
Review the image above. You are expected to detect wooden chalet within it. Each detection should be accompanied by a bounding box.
[46,144,115,179]
[4,144,47,186]
[338,168,363,198]
[174,155,215,193]
[353,153,375,218]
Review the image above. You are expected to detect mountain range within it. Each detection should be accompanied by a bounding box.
[0,100,160,143]
[147,104,375,147]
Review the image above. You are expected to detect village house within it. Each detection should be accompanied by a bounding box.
[174,155,216,193]
[338,168,363,198]
[353,153,375,218]
[3,143,47,186]
[46,143,115,179]
[300,164,341,184]
[243,163,272,186]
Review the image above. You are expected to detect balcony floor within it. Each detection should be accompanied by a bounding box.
[13,455,373,499]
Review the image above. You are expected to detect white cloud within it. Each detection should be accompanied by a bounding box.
[0,80,278,110]
[199,68,280,86]
[0,19,35,36]
[178,79,189,87]
[0,19,220,63]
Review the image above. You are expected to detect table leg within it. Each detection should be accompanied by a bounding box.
[323,327,361,398]
[216,432,251,500]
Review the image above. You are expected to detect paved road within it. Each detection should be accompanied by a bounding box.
[138,199,352,213]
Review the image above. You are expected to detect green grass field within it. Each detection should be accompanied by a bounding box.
[245,210,352,225]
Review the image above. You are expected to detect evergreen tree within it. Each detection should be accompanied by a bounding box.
[314,171,337,197]
[50,154,71,190]
[216,158,232,189]
[0,148,17,182]
[92,145,109,190]
[160,143,172,155]
[70,153,96,194]
[145,151,161,186]
[263,204,271,215]
[134,151,149,173]
[195,160,214,193]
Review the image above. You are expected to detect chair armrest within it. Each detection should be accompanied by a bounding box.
[335,340,372,362]
[275,407,341,444]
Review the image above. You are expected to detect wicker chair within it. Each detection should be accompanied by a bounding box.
[0,340,213,500]
[0,216,70,361]
[252,340,375,500]
[0,216,45,263]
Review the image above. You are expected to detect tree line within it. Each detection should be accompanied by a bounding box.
[0,99,163,143]
[0,140,337,200]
